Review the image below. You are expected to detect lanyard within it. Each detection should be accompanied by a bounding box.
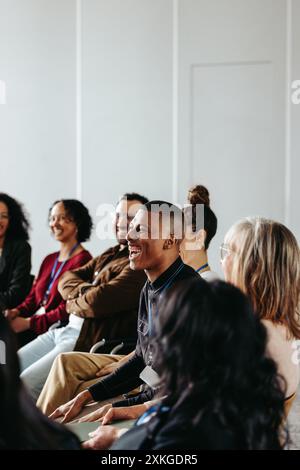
[196,262,208,273]
[42,243,79,305]
[147,262,185,338]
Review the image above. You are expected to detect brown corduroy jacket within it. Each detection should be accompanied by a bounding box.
[58,245,146,352]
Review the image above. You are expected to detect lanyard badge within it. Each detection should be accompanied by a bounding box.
[42,242,79,306]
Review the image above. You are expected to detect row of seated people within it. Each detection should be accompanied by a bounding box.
[0,186,216,400]
[0,186,299,449]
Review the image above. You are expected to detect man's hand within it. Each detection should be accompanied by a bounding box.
[10,316,30,333]
[82,425,125,450]
[101,403,147,425]
[76,403,112,423]
[4,308,20,321]
[96,351,135,377]
[49,390,92,423]
[96,361,121,378]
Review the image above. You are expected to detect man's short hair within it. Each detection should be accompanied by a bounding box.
[143,200,184,241]
[119,193,149,205]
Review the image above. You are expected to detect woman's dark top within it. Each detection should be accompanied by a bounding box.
[0,239,32,311]
[111,399,240,450]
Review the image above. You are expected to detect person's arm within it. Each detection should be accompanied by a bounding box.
[112,387,155,408]
[88,351,145,402]
[101,399,161,425]
[49,351,145,424]
[64,266,145,318]
[0,241,32,310]
[29,300,69,334]
[28,251,92,334]
[96,351,135,378]
[58,257,98,301]
[16,256,48,317]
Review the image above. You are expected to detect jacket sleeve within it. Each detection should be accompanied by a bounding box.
[88,351,145,402]
[29,299,68,334]
[112,387,155,408]
[58,257,98,300]
[0,242,32,310]
[23,252,91,334]
[64,267,145,318]
[17,257,47,317]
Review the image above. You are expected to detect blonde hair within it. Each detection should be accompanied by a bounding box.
[225,217,300,339]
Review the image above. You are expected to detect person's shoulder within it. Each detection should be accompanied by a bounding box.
[8,238,31,253]
[75,249,92,261]
[41,251,59,266]
[262,319,292,347]
[94,244,120,263]
[200,270,220,282]
[181,262,201,279]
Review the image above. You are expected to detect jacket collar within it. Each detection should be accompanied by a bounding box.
[149,257,184,293]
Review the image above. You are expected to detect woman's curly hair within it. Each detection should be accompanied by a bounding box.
[153,279,288,449]
[49,199,93,243]
[0,193,30,241]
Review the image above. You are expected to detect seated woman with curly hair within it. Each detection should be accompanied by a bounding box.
[5,199,93,401]
[83,279,288,450]
[0,193,32,311]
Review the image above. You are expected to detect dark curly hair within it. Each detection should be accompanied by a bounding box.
[49,199,93,243]
[153,279,288,449]
[0,193,30,241]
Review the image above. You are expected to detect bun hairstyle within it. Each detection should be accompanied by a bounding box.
[186,185,217,250]
[188,185,210,207]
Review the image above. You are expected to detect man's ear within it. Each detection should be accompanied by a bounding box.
[195,229,206,249]
[163,235,176,250]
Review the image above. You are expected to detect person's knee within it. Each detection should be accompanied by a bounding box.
[56,351,75,368]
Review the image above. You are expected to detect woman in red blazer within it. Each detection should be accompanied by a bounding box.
[6,199,93,401]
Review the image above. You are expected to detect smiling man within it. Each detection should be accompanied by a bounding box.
[50,201,202,424]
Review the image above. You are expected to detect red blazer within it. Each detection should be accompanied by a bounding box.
[17,249,92,334]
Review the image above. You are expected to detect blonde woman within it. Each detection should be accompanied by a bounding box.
[221,217,300,412]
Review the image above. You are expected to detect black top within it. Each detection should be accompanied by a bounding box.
[111,398,240,450]
[88,257,201,406]
[0,239,32,310]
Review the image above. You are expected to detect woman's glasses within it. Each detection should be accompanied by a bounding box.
[220,243,234,261]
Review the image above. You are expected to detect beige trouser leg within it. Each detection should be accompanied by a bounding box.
[37,352,123,416]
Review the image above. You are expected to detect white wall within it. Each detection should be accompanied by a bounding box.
[290,0,300,239]
[0,0,77,272]
[0,0,299,275]
[0,0,173,272]
[176,0,289,275]
[81,0,173,258]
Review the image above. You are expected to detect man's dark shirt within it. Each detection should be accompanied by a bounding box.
[88,257,202,406]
